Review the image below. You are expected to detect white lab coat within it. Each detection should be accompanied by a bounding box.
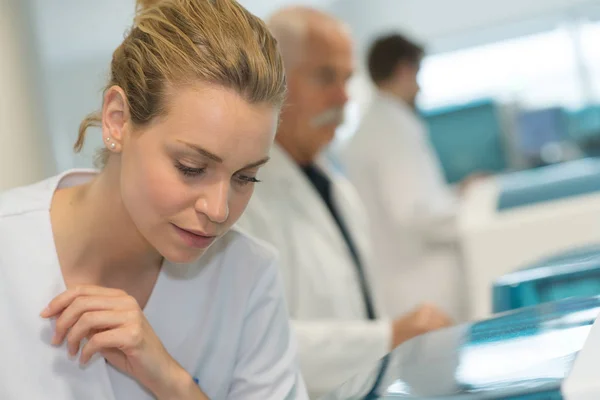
[237,144,392,398]
[0,170,307,400]
[340,91,467,322]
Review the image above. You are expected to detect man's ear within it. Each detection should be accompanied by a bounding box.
[393,61,411,82]
[101,86,131,152]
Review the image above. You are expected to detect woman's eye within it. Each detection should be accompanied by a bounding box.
[235,174,261,186]
[175,162,205,177]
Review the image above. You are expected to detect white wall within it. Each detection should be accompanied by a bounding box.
[26,0,600,170]
[0,0,55,190]
[43,57,110,171]
[326,0,600,128]
[27,0,335,170]
[328,0,600,57]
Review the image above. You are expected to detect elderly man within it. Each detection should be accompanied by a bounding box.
[236,7,452,397]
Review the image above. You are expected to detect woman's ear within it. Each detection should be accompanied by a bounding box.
[101,86,131,152]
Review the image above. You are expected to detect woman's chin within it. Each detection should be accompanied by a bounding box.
[160,245,208,265]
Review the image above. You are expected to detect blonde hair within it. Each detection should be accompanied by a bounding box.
[75,0,287,166]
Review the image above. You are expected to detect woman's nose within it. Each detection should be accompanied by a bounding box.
[195,179,229,224]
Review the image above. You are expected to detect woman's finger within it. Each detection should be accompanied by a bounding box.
[66,310,132,356]
[52,296,138,345]
[41,285,127,318]
[80,327,138,365]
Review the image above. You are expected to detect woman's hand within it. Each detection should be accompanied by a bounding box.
[40,285,207,400]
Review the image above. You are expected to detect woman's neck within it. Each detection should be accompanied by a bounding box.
[51,166,163,293]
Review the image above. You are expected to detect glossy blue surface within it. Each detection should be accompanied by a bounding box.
[496,158,600,211]
[322,297,600,399]
[493,246,600,313]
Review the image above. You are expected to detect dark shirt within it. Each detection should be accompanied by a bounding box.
[301,164,377,320]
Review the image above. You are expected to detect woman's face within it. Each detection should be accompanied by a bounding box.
[108,84,278,263]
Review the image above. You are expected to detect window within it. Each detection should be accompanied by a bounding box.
[418,26,587,111]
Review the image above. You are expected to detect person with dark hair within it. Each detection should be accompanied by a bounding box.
[340,33,468,323]
[367,34,425,109]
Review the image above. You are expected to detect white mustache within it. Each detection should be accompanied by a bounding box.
[310,107,345,128]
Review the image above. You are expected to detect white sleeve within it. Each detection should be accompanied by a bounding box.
[293,319,392,397]
[238,199,392,397]
[227,260,308,400]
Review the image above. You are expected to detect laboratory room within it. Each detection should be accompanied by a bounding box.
[4,0,600,399]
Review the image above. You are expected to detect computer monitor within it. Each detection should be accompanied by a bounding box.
[423,99,507,184]
[515,107,569,159]
[568,105,600,157]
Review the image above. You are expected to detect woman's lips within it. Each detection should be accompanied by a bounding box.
[172,224,217,249]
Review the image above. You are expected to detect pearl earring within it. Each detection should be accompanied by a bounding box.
[105,137,110,142]
[110,142,116,149]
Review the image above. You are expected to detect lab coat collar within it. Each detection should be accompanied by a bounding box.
[263,143,352,258]
[263,143,336,188]
[265,142,333,180]
[374,90,414,114]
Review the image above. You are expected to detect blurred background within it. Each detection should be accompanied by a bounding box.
[5,0,600,320]
[5,0,600,181]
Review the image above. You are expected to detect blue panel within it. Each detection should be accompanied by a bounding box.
[568,105,600,142]
[568,105,600,157]
[505,391,563,400]
[324,296,600,400]
[493,245,600,313]
[497,157,600,211]
[423,99,507,184]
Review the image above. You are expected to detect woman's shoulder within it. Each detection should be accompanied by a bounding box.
[0,175,61,220]
[214,225,278,269]
[0,170,96,221]
[195,225,280,286]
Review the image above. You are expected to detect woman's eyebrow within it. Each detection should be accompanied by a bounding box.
[240,157,270,170]
[177,140,269,170]
[177,140,223,163]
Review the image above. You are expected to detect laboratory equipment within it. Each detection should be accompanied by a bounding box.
[568,105,600,157]
[493,245,600,313]
[423,99,507,184]
[514,107,583,167]
[459,158,600,320]
[322,296,600,399]
[516,107,569,162]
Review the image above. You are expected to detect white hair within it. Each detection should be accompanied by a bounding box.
[267,7,348,69]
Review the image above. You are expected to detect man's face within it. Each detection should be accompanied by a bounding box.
[279,24,354,162]
[398,61,422,109]
[405,63,421,109]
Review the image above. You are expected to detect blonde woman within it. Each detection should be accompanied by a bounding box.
[0,0,307,399]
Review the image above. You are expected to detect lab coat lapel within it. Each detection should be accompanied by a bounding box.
[316,154,374,280]
[317,157,368,250]
[267,145,351,256]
